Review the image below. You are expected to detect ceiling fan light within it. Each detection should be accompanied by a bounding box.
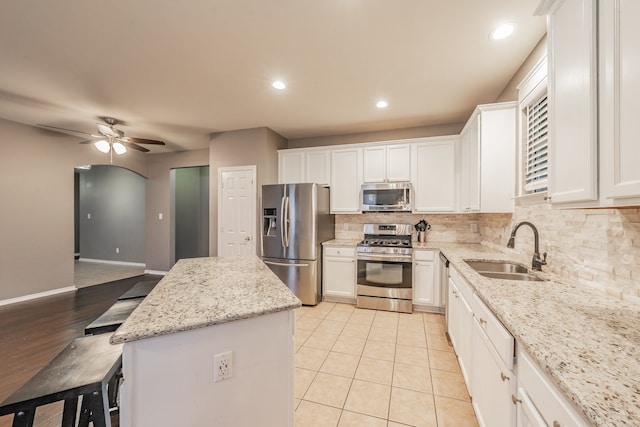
[113,142,127,155]
[95,140,111,153]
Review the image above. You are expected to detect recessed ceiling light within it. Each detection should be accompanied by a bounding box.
[272,80,286,90]
[376,100,388,109]
[490,23,515,40]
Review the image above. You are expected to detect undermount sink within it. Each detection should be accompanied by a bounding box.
[464,260,546,282]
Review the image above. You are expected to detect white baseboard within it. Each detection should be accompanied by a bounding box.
[78,258,146,268]
[144,269,168,276]
[0,286,76,307]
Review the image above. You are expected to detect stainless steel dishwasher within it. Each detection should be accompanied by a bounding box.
[439,252,450,335]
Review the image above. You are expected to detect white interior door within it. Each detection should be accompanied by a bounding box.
[218,166,256,257]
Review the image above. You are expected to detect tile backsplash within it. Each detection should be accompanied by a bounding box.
[479,205,640,301]
[336,206,640,301]
[335,213,482,243]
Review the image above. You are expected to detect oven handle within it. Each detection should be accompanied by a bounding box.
[357,253,412,263]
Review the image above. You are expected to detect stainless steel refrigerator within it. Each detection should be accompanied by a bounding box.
[261,183,335,305]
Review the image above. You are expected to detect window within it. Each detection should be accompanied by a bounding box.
[517,56,548,199]
[524,93,548,193]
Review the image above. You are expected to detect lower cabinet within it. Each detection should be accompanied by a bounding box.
[516,349,590,427]
[412,250,441,311]
[322,246,356,302]
[447,267,474,389]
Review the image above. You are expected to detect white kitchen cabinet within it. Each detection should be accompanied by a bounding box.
[458,102,516,213]
[322,246,356,302]
[278,149,330,185]
[447,267,474,390]
[330,148,363,213]
[363,143,410,182]
[516,348,590,427]
[545,0,599,205]
[411,137,457,212]
[278,150,305,184]
[412,250,440,310]
[471,293,516,427]
[599,0,640,203]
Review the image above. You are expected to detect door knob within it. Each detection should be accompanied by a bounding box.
[245,236,251,241]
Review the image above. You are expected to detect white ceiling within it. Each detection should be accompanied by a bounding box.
[0,1,546,152]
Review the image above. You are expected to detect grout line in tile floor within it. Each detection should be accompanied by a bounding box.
[294,301,479,427]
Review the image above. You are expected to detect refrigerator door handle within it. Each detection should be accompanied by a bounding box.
[280,196,286,248]
[284,196,291,248]
[264,260,310,268]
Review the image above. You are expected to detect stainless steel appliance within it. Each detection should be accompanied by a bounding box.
[361,182,413,212]
[439,252,450,335]
[261,183,335,305]
[356,224,413,313]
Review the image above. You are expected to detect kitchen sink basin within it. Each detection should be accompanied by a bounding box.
[464,260,545,282]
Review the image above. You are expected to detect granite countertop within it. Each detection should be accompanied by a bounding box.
[110,255,301,344]
[434,243,639,427]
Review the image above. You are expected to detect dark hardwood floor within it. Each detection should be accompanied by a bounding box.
[0,274,162,427]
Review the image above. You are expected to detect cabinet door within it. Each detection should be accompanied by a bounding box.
[600,0,640,201]
[305,150,330,185]
[412,140,455,212]
[386,144,411,181]
[330,148,363,213]
[471,318,515,427]
[459,115,480,212]
[447,278,459,349]
[323,256,356,297]
[517,389,547,427]
[458,292,473,390]
[547,0,598,204]
[413,261,436,306]
[363,146,387,182]
[279,151,305,184]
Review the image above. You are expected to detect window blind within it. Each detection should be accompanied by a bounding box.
[524,94,548,193]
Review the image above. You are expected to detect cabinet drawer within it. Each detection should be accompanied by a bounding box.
[471,293,514,369]
[518,350,589,427]
[324,247,355,258]
[413,250,436,261]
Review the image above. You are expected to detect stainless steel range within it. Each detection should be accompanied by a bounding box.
[356,224,413,313]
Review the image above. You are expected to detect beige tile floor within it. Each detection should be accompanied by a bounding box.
[294,302,479,427]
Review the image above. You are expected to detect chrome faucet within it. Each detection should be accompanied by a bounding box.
[506,221,547,271]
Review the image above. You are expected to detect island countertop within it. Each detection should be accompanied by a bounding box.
[110,255,301,344]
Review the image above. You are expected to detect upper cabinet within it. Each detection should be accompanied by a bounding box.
[411,137,457,212]
[330,147,363,214]
[545,0,599,205]
[539,0,640,206]
[278,148,330,185]
[458,102,517,213]
[363,144,411,182]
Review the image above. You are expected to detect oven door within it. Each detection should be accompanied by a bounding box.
[357,255,412,289]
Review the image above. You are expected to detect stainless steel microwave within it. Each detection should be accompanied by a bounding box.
[361,182,413,212]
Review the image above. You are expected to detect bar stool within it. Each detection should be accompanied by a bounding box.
[0,334,122,427]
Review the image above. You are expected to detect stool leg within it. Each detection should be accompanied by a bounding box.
[77,395,91,427]
[83,388,111,427]
[61,397,78,427]
[12,408,35,427]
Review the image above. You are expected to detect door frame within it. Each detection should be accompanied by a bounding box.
[217,165,257,257]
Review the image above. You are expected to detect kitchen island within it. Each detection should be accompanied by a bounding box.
[110,255,301,427]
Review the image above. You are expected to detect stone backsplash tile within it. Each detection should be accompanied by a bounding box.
[335,213,482,243]
[478,205,640,301]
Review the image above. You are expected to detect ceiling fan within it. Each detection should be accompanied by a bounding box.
[39,117,165,160]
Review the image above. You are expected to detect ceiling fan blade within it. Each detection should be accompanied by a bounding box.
[124,142,150,152]
[96,123,119,138]
[126,137,165,145]
[37,124,93,137]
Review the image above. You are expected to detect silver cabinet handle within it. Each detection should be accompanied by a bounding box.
[501,372,510,382]
[511,395,521,405]
[479,318,487,326]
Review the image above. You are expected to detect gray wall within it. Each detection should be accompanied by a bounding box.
[172,166,209,263]
[0,117,148,301]
[145,148,210,272]
[209,127,287,256]
[78,165,146,263]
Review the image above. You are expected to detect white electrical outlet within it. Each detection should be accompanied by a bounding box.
[116,248,120,254]
[214,351,233,382]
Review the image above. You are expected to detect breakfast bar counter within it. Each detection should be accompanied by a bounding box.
[111,255,301,427]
